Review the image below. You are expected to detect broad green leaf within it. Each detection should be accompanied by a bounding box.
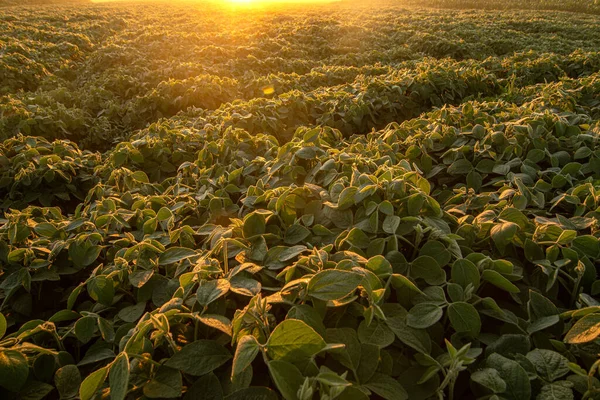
[74,316,96,344]
[325,328,361,371]
[286,305,326,336]
[407,303,443,329]
[390,274,424,295]
[18,380,54,400]
[471,368,507,393]
[482,270,520,293]
[0,350,29,392]
[411,255,445,285]
[451,259,480,290]
[366,255,393,277]
[232,335,260,378]
[55,365,81,399]
[243,212,266,238]
[491,222,519,253]
[363,372,408,400]
[143,366,182,398]
[537,382,574,400]
[266,319,326,363]
[419,240,451,267]
[184,373,222,400]
[357,343,379,383]
[284,225,310,244]
[164,340,231,376]
[109,353,130,400]
[448,302,481,336]
[357,319,395,348]
[386,314,431,354]
[268,360,304,400]
[224,387,278,400]
[80,366,108,400]
[486,353,531,400]
[117,302,146,323]
[307,270,362,301]
[196,279,230,307]
[383,215,401,234]
[158,247,197,265]
[526,349,569,382]
[87,276,114,306]
[0,312,6,339]
[345,228,370,248]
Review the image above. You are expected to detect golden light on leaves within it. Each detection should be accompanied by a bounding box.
[564,313,600,344]
[262,85,275,95]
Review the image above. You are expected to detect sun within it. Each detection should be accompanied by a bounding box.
[228,0,252,3]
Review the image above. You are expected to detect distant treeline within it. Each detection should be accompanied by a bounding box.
[0,0,89,6]
[344,0,600,15]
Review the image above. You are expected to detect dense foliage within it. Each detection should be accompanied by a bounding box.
[0,1,600,400]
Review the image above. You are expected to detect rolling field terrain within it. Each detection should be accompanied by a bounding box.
[0,0,599,399]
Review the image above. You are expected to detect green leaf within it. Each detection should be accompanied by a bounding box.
[498,208,529,230]
[363,373,408,400]
[407,193,425,215]
[79,366,108,400]
[482,270,520,293]
[357,319,395,348]
[224,387,278,400]
[467,170,482,191]
[572,235,599,259]
[117,302,146,323]
[386,314,431,354]
[357,343,379,383]
[286,305,326,336]
[74,316,96,344]
[407,303,443,329]
[266,319,326,363]
[184,373,222,400]
[325,328,361,371]
[471,368,507,393]
[284,225,311,244]
[564,313,600,344]
[382,215,401,234]
[448,302,481,336]
[109,353,130,400]
[268,360,304,400]
[448,159,473,175]
[55,365,81,400]
[486,353,531,400]
[315,371,351,386]
[419,240,451,267]
[0,350,29,392]
[345,228,370,248]
[366,255,393,277]
[87,276,114,306]
[537,382,574,400]
[158,247,197,265]
[18,380,54,400]
[390,274,424,295]
[337,187,358,210]
[232,335,260,379]
[143,366,182,399]
[526,349,569,382]
[491,222,519,253]
[196,279,230,307]
[307,269,362,301]
[0,312,6,340]
[164,340,231,376]
[243,212,266,238]
[451,259,480,290]
[411,256,445,285]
